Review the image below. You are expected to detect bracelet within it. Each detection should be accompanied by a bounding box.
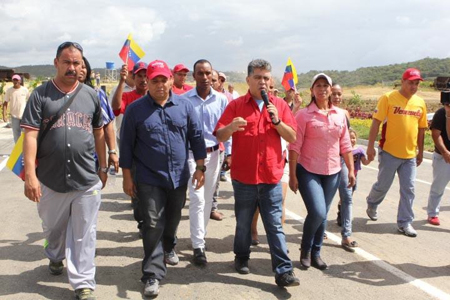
[108,149,117,154]
[272,119,281,126]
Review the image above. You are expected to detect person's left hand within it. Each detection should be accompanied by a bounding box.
[98,171,107,189]
[347,173,356,188]
[192,170,205,190]
[266,103,279,123]
[222,156,231,171]
[108,153,119,172]
[416,152,423,166]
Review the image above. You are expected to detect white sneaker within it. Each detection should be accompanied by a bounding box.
[366,207,378,221]
[144,279,160,297]
[164,249,179,265]
[398,224,417,237]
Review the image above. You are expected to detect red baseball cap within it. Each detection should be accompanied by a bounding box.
[147,60,172,80]
[173,63,189,73]
[402,68,423,81]
[133,62,147,74]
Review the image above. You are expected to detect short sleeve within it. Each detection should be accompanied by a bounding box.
[430,108,445,132]
[20,86,44,130]
[372,94,388,122]
[418,101,428,129]
[92,93,103,129]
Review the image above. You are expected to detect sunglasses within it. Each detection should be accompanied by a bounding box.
[56,41,83,57]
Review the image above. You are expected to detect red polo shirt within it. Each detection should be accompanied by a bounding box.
[172,84,193,95]
[214,91,296,184]
[113,90,145,116]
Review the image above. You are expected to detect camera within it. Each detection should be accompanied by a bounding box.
[441,82,450,105]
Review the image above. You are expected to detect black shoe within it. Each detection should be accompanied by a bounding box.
[193,248,207,266]
[300,249,311,269]
[48,260,64,275]
[311,256,328,270]
[234,258,249,274]
[337,204,342,227]
[276,271,300,287]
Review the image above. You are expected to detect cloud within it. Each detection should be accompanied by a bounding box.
[225,37,243,47]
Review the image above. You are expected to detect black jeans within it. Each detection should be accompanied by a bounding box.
[137,182,187,282]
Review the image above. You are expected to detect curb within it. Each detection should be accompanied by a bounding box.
[357,138,433,160]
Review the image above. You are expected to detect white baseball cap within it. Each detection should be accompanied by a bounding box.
[311,73,332,88]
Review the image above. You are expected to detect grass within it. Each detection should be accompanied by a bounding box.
[350,118,434,152]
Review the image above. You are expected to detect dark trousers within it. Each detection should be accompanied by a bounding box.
[137,182,187,282]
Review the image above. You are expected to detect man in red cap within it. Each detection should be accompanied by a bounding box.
[120,59,206,297]
[366,68,428,237]
[3,74,30,142]
[172,63,193,95]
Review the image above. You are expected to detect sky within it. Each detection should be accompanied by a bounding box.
[1,0,449,77]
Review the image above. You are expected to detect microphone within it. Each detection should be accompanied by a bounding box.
[260,89,275,119]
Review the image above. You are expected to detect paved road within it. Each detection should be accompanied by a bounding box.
[0,124,449,300]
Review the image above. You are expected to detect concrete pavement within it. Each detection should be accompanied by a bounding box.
[0,124,449,300]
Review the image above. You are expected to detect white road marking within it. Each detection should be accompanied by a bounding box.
[285,208,450,300]
[362,165,450,191]
[0,156,8,171]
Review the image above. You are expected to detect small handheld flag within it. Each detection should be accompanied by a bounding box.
[7,133,25,180]
[281,58,298,91]
[119,34,146,71]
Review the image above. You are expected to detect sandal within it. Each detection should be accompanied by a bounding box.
[341,240,358,252]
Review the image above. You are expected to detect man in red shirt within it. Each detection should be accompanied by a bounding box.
[214,59,299,287]
[112,62,148,116]
[172,63,193,95]
[111,61,148,245]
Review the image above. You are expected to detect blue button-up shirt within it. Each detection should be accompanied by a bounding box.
[184,88,230,153]
[119,92,206,189]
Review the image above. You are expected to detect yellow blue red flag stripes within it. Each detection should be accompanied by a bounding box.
[119,34,146,71]
[281,58,298,91]
[7,133,25,180]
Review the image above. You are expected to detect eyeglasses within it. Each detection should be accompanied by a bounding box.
[56,41,83,57]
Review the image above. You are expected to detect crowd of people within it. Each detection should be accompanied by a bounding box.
[5,41,448,299]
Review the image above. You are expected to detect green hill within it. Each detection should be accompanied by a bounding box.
[294,57,450,87]
[2,57,449,86]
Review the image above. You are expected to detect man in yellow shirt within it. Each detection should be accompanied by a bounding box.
[366,68,428,237]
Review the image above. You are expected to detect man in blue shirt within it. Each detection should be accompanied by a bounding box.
[119,59,207,298]
[184,60,229,266]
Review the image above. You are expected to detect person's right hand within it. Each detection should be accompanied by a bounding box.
[24,175,41,202]
[289,175,298,194]
[120,64,128,82]
[229,117,247,133]
[367,146,376,162]
[123,176,136,198]
[443,151,450,164]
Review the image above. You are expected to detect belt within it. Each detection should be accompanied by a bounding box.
[206,144,219,153]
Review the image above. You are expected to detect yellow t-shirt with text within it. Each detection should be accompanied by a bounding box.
[373,90,427,159]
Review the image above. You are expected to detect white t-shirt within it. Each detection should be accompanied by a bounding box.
[5,86,29,119]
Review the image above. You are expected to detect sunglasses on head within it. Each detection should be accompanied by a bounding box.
[56,41,83,57]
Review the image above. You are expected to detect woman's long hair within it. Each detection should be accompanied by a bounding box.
[82,56,94,88]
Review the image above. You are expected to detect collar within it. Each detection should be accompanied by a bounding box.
[306,101,338,114]
[146,91,178,107]
[52,79,80,94]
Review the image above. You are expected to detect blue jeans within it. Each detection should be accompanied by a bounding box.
[338,158,356,238]
[366,150,416,227]
[232,180,292,276]
[296,164,340,256]
[427,152,450,217]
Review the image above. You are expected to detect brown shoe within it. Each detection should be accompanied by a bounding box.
[210,211,223,221]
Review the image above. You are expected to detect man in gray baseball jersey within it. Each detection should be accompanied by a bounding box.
[21,42,107,300]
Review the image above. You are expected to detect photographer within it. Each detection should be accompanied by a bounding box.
[426,89,450,226]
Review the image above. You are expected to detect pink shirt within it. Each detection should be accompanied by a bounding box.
[288,103,352,175]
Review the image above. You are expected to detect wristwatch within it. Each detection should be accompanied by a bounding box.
[99,167,109,173]
[108,149,117,154]
[196,165,207,172]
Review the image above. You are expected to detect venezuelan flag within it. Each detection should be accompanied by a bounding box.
[281,58,298,91]
[119,34,146,71]
[7,133,25,180]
